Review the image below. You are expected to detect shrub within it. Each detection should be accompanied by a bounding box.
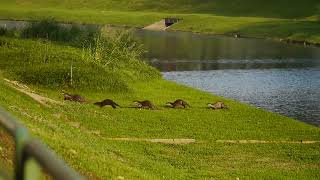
[0,27,8,36]
[21,18,100,48]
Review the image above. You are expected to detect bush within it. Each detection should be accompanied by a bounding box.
[21,18,100,48]
[0,27,8,36]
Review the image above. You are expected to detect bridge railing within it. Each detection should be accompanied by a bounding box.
[0,107,85,180]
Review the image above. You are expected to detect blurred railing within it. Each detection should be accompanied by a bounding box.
[0,107,84,180]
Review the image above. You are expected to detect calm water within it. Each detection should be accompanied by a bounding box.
[163,69,320,125]
[134,30,320,126]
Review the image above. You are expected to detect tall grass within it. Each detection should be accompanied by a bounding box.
[0,19,161,92]
[91,28,145,67]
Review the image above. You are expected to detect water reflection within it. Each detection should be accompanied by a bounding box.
[150,59,320,71]
[135,30,320,71]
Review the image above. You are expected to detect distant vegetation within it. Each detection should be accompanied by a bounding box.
[21,18,99,48]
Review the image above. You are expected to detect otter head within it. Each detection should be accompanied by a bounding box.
[63,93,73,100]
[166,102,173,107]
[133,101,142,107]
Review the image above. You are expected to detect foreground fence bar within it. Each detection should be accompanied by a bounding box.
[0,107,84,180]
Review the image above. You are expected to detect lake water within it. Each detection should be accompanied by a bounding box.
[134,30,320,126]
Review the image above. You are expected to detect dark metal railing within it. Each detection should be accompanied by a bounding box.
[0,107,85,180]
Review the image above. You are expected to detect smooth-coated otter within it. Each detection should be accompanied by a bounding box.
[133,100,155,109]
[207,101,229,110]
[166,99,190,108]
[63,93,86,103]
[94,99,120,109]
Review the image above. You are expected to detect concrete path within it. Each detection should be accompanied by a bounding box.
[143,20,167,31]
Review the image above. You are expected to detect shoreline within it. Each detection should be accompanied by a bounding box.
[1,18,320,49]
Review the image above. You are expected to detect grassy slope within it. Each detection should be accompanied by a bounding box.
[1,71,320,179]
[0,38,319,179]
[6,0,320,18]
[1,0,320,43]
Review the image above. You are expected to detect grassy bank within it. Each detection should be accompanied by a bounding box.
[0,34,319,179]
[1,1,320,44]
[4,0,320,18]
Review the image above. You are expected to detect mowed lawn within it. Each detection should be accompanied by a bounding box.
[0,77,320,179]
[1,0,320,43]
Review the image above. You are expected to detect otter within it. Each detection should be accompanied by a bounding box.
[94,99,120,109]
[166,99,190,108]
[207,101,229,110]
[133,100,155,109]
[63,93,86,103]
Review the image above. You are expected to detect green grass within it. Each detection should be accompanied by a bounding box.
[1,1,320,43]
[0,37,319,179]
[4,0,320,18]
[0,36,160,92]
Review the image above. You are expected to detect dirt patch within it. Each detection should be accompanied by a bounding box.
[216,140,320,144]
[4,79,61,106]
[106,138,196,145]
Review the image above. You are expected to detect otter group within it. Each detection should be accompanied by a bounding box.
[63,93,229,110]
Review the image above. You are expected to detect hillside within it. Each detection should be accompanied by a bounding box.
[7,0,320,18]
[1,0,320,44]
[0,32,320,178]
